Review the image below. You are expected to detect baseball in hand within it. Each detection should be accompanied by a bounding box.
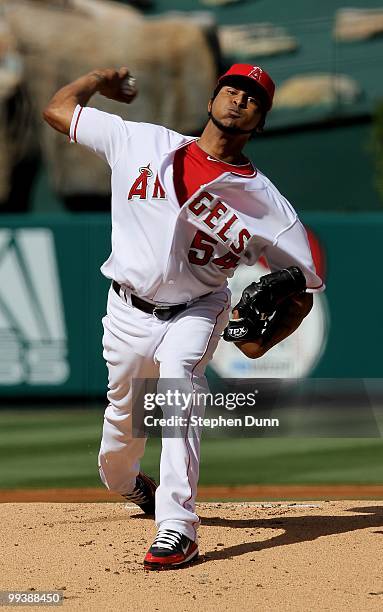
[121,75,137,96]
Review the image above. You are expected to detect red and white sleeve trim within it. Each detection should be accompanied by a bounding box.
[306,281,325,293]
[69,104,83,143]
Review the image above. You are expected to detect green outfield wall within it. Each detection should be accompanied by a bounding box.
[0,213,382,397]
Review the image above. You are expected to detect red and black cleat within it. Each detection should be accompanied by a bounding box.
[123,472,157,515]
[144,529,199,570]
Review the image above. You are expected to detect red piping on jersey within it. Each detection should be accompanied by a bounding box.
[73,107,83,143]
[182,295,229,539]
[230,168,257,178]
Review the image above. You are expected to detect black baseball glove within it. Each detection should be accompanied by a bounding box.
[223,266,307,342]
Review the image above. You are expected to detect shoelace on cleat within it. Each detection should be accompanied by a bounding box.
[152,529,183,550]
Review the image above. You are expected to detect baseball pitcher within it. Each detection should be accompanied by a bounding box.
[43,63,324,570]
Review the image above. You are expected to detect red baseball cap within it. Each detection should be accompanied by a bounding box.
[217,64,275,111]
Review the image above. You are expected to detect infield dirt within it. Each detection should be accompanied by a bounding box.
[0,501,382,611]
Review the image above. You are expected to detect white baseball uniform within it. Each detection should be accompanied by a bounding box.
[70,104,324,541]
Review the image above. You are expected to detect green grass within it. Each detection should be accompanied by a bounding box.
[0,410,382,489]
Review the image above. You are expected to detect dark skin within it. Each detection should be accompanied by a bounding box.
[42,67,137,134]
[43,67,313,360]
[198,83,263,164]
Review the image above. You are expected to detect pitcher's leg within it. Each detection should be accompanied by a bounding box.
[154,291,230,540]
[154,376,208,541]
[98,288,161,495]
[99,398,149,495]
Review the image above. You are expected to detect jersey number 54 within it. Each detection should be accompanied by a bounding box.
[188,230,240,271]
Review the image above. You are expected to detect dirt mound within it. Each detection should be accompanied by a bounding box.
[1,501,382,611]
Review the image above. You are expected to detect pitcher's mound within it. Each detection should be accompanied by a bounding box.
[1,501,382,611]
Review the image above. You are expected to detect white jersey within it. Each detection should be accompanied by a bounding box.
[70,105,324,304]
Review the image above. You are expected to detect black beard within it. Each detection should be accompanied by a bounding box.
[209,111,254,135]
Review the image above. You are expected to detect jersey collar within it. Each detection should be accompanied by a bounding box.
[163,137,257,177]
[190,140,257,178]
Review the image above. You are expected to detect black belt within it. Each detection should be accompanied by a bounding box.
[112,281,188,321]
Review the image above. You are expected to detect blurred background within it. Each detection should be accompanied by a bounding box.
[0,0,382,498]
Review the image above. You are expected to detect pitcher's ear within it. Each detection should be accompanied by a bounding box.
[255,112,266,133]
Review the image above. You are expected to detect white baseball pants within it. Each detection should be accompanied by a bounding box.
[98,284,230,541]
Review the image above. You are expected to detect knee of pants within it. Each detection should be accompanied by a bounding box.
[159,359,206,380]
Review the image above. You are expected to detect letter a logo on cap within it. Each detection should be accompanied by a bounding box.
[248,67,263,80]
